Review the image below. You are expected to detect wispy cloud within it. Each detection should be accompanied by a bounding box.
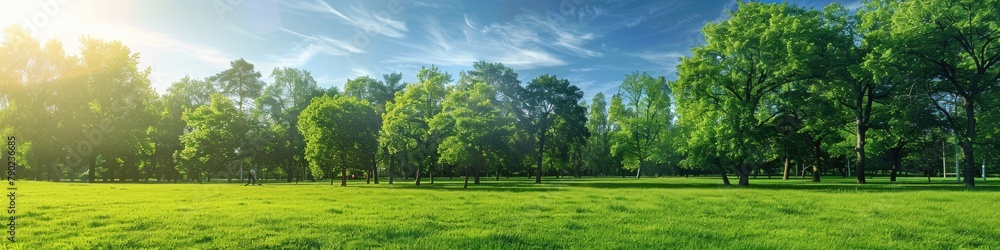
[284,0,408,38]
[386,17,564,70]
[283,0,352,21]
[388,9,608,70]
[261,28,365,68]
[634,51,687,76]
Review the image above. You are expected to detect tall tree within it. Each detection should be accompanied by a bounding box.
[257,67,322,182]
[152,76,215,181]
[380,65,451,186]
[211,58,263,113]
[584,93,618,176]
[888,0,1000,186]
[818,2,896,184]
[523,74,587,184]
[78,37,157,182]
[674,2,830,186]
[609,72,673,179]
[431,82,514,188]
[179,94,244,183]
[298,95,379,187]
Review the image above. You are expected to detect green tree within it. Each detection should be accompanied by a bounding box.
[344,73,406,184]
[0,25,71,180]
[151,76,215,181]
[431,82,514,188]
[256,67,323,182]
[674,2,830,186]
[523,74,587,184]
[179,94,244,183]
[380,65,451,185]
[869,92,940,183]
[609,72,672,179]
[78,37,157,182]
[584,93,618,176]
[888,0,1000,186]
[210,58,264,112]
[298,95,379,186]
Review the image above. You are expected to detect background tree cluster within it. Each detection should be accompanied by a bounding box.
[1,0,997,187]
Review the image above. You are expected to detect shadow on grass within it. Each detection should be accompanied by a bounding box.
[350,177,1000,193]
[39,176,999,193]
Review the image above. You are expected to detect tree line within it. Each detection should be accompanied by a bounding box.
[1,0,998,187]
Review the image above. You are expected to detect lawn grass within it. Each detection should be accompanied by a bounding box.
[4,176,999,249]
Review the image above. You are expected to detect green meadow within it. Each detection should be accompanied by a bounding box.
[4,177,999,249]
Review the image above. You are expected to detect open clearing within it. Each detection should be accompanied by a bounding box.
[6,177,1000,249]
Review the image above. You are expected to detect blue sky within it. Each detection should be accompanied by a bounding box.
[1,0,860,101]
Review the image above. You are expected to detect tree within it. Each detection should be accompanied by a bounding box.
[77,37,157,182]
[523,74,588,184]
[256,67,323,182]
[608,72,672,179]
[869,92,940,183]
[210,58,263,112]
[179,94,244,183]
[152,76,215,181]
[344,73,406,184]
[461,61,530,178]
[674,2,830,186]
[380,65,451,186]
[816,2,897,184]
[298,95,379,186]
[0,25,72,180]
[888,0,1000,187]
[583,93,618,176]
[431,82,514,188]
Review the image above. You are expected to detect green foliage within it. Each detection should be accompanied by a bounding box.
[887,0,1000,186]
[608,72,672,177]
[180,94,244,182]
[380,65,451,182]
[583,92,620,176]
[432,82,514,186]
[523,74,588,183]
[674,2,833,185]
[210,58,264,112]
[256,67,323,181]
[298,95,379,186]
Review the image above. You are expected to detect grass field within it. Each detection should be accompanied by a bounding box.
[4,176,999,249]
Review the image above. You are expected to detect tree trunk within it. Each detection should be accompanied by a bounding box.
[474,168,481,184]
[535,131,545,184]
[415,166,421,186]
[734,165,750,186]
[636,160,642,179]
[812,166,820,182]
[721,170,730,186]
[341,165,348,187]
[388,155,394,184]
[856,125,868,184]
[430,169,434,184]
[463,166,470,189]
[88,155,98,183]
[961,98,977,187]
[889,147,901,183]
[782,158,790,180]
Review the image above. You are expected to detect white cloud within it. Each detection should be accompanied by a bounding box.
[260,29,366,68]
[284,0,408,38]
[844,1,864,11]
[386,17,565,70]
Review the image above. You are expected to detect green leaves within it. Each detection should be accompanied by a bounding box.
[609,72,672,175]
[297,95,379,184]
